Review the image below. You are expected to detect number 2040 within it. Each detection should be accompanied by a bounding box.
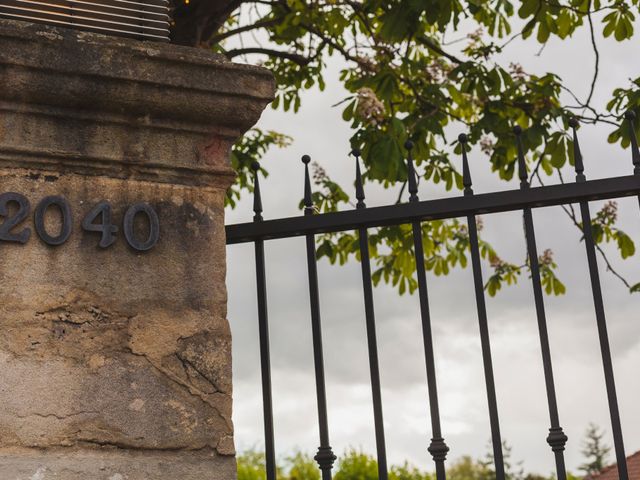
[0,192,159,251]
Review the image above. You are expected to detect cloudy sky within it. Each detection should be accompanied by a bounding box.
[224,11,640,476]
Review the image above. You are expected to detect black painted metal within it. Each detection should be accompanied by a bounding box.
[34,195,73,246]
[226,175,640,244]
[625,111,640,210]
[229,116,640,480]
[459,134,505,479]
[252,162,277,480]
[302,155,337,480]
[514,127,568,480]
[353,150,389,480]
[0,192,31,243]
[123,202,159,252]
[405,142,449,479]
[569,118,629,480]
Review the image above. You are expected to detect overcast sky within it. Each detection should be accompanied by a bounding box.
[224,12,640,476]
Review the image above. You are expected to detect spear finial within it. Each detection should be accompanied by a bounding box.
[302,154,315,216]
[514,125,529,189]
[405,140,419,203]
[459,133,473,196]
[625,110,640,175]
[251,161,263,221]
[569,117,586,182]
[353,149,366,209]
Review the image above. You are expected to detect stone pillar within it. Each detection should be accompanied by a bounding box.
[0,19,273,479]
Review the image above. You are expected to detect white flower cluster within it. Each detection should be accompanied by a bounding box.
[356,88,386,126]
[480,135,495,155]
[509,62,528,81]
[539,248,554,266]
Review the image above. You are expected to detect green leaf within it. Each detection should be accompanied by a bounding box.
[616,231,636,259]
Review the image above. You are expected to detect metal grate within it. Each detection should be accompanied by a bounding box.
[0,0,170,42]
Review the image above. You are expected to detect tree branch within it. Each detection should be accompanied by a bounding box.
[210,17,283,44]
[585,2,599,108]
[415,36,464,64]
[225,47,312,66]
[533,169,636,291]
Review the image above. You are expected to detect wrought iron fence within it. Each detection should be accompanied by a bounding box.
[225,114,640,480]
[0,0,170,41]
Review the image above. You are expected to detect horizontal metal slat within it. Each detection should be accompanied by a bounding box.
[0,0,170,41]
[12,0,169,24]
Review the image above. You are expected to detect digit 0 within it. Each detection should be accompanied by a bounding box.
[123,203,159,252]
[34,196,72,246]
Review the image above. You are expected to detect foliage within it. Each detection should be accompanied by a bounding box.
[446,455,493,480]
[171,0,640,295]
[287,451,321,480]
[237,450,269,480]
[589,201,636,259]
[237,446,572,480]
[333,449,380,480]
[479,441,525,480]
[238,431,615,480]
[228,128,292,208]
[579,423,612,476]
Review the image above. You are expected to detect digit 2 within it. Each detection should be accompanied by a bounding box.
[0,192,31,244]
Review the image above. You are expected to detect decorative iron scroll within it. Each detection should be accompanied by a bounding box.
[0,0,170,42]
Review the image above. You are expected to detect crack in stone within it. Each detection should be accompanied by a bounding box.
[175,353,221,394]
[16,411,99,421]
[122,346,232,433]
[78,438,221,453]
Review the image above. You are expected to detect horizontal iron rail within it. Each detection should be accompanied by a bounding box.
[226,174,640,244]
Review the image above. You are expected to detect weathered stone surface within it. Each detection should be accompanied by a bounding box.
[0,448,236,480]
[0,18,274,478]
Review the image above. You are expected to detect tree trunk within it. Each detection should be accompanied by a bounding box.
[170,0,243,47]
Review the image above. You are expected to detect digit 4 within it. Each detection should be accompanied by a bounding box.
[82,201,118,248]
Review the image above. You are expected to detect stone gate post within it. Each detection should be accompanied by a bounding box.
[0,19,273,479]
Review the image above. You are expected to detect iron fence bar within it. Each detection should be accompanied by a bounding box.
[226,175,640,245]
[625,111,640,210]
[302,155,337,480]
[405,142,449,479]
[570,119,628,480]
[514,128,568,480]
[251,162,277,480]
[353,151,389,480]
[459,135,505,479]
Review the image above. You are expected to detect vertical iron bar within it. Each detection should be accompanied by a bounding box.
[353,150,388,480]
[514,128,568,480]
[459,134,505,479]
[405,141,449,480]
[624,111,640,210]
[302,155,337,480]
[252,162,277,480]
[569,119,629,480]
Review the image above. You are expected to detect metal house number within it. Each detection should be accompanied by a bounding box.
[0,192,159,251]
